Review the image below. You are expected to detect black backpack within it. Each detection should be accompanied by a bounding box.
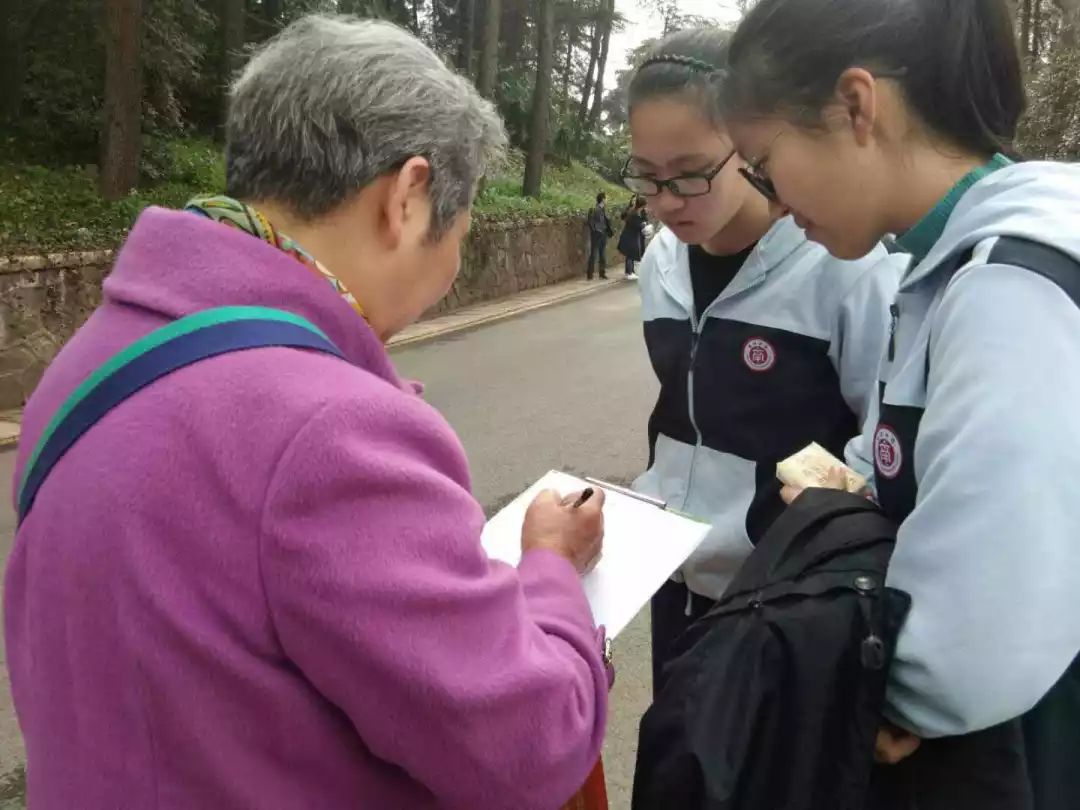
[633,489,911,810]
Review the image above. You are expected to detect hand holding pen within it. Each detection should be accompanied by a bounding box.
[521,487,606,574]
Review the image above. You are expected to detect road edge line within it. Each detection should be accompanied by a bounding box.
[388,278,624,350]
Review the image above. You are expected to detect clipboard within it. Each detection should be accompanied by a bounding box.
[481,470,710,638]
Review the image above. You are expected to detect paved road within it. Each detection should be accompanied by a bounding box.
[391,284,657,808]
[0,282,658,808]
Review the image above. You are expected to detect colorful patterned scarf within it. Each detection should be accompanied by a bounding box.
[185,195,366,320]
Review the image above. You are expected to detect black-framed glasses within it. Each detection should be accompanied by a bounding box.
[738,129,784,203]
[739,164,777,202]
[736,67,910,203]
[621,149,738,198]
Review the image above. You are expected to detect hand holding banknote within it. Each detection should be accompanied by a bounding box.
[777,442,869,505]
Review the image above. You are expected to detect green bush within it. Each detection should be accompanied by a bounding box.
[0,137,224,253]
[0,139,626,254]
[474,152,631,221]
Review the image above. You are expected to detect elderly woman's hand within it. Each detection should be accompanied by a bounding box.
[521,488,606,574]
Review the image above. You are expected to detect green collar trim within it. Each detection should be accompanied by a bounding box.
[897,153,1013,263]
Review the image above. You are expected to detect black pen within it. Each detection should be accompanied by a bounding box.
[572,488,595,509]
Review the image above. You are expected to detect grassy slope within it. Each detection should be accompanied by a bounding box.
[0,140,630,254]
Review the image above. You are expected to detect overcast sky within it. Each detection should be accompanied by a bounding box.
[606,0,743,86]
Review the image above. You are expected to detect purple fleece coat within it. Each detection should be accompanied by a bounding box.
[4,207,608,809]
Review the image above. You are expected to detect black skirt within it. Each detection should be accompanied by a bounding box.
[618,212,647,260]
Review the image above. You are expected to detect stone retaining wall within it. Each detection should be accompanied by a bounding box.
[433,215,617,316]
[0,251,114,410]
[0,216,616,409]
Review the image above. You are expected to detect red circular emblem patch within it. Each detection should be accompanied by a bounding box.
[874,424,903,479]
[742,338,777,372]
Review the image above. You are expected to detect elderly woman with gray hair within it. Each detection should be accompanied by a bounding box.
[4,15,610,810]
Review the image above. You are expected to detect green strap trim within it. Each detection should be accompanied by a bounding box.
[18,306,329,499]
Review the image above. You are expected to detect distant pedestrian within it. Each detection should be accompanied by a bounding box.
[618,195,649,279]
[586,192,614,280]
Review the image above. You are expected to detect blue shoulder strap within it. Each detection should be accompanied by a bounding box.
[16,306,345,525]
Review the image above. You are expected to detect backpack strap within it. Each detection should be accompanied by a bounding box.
[926,237,1080,385]
[721,488,887,598]
[16,306,345,526]
[988,236,1080,305]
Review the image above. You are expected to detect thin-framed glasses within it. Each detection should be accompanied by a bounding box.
[621,149,738,198]
[738,67,910,203]
[739,129,784,203]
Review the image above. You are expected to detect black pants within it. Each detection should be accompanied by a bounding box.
[866,721,1033,810]
[1022,654,1080,810]
[587,232,607,279]
[625,257,637,276]
[650,579,716,697]
[865,657,1080,810]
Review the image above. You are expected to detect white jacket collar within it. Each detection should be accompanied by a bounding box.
[654,216,807,316]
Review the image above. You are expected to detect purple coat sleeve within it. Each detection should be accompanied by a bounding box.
[258,392,608,810]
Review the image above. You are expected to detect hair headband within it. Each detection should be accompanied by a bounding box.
[637,54,720,74]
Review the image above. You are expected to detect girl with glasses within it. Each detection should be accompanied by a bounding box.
[624,27,907,697]
[722,0,1080,807]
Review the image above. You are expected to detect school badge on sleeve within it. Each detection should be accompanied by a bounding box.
[874,424,903,479]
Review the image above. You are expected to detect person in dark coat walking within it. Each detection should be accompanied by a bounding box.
[586,192,614,280]
[618,196,649,279]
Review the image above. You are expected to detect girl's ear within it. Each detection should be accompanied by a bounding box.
[834,67,878,147]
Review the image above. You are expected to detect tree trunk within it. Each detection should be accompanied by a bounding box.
[412,0,421,35]
[523,0,554,197]
[215,0,246,138]
[458,0,476,75]
[221,0,246,77]
[561,25,576,112]
[0,32,28,125]
[0,0,44,124]
[579,19,600,120]
[500,0,526,66]
[1033,0,1043,57]
[587,0,613,128]
[477,0,500,97]
[1054,0,1080,47]
[100,0,144,200]
[1022,0,1033,54]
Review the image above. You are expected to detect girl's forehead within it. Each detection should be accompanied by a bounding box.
[630,97,726,135]
[629,101,732,167]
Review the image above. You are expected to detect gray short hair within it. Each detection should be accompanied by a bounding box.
[225,15,507,236]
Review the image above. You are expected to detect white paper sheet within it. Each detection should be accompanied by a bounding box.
[481,470,710,638]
